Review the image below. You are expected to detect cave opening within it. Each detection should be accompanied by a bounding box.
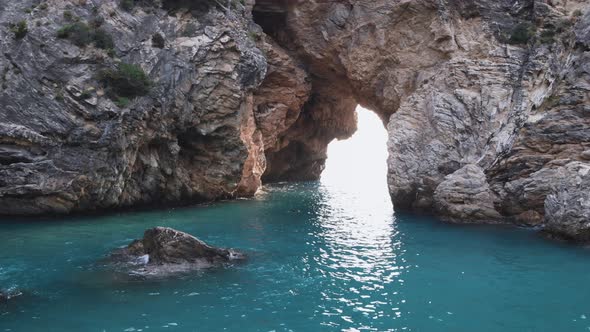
[321,106,389,193]
[252,0,292,45]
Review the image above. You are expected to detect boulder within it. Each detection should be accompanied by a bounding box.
[544,163,590,242]
[0,289,23,303]
[111,227,244,276]
[433,164,502,223]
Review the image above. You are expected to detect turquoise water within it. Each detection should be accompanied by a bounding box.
[2,109,590,331]
[1,180,590,332]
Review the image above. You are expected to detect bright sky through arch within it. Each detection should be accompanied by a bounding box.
[321,106,389,193]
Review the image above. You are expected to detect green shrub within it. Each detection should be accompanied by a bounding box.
[545,95,560,108]
[57,23,114,50]
[555,18,574,33]
[248,31,261,41]
[90,16,105,28]
[99,62,151,98]
[57,22,93,46]
[56,26,69,38]
[573,10,583,17]
[80,89,92,99]
[152,33,165,48]
[182,23,198,37]
[120,0,134,11]
[509,22,536,45]
[539,28,556,44]
[115,96,131,108]
[63,10,74,21]
[93,28,114,49]
[39,3,48,10]
[537,19,575,45]
[11,21,28,39]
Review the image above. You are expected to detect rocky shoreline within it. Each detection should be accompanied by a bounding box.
[1,0,590,242]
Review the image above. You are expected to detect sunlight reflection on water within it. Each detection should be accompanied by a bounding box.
[3,108,590,331]
[312,106,407,327]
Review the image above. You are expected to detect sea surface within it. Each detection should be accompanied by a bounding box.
[2,109,590,331]
[1,178,589,332]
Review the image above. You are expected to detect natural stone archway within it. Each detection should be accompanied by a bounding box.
[254,0,542,191]
[252,0,590,240]
[1,0,590,240]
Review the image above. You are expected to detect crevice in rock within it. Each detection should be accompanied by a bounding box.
[252,1,290,44]
[0,145,43,165]
[161,0,213,15]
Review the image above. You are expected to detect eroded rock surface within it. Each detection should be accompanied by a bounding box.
[544,163,590,241]
[2,0,590,241]
[0,0,277,215]
[434,164,502,223]
[262,0,590,240]
[111,227,244,276]
[0,289,24,303]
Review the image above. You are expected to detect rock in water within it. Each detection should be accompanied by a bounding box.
[0,289,23,303]
[111,227,244,276]
[141,227,238,264]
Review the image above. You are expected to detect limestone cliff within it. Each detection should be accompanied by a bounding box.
[0,0,274,214]
[1,0,590,241]
[259,0,590,241]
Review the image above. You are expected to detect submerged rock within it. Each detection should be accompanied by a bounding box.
[0,289,23,303]
[111,227,244,277]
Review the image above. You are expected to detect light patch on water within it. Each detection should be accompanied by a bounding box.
[1,119,590,332]
[315,105,403,330]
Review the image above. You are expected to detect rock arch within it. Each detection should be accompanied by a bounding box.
[0,0,590,240]
[251,0,590,240]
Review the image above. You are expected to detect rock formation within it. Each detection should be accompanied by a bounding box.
[434,164,502,223]
[258,0,590,241]
[1,0,590,241]
[111,227,244,275]
[0,289,23,303]
[544,163,590,241]
[0,0,270,215]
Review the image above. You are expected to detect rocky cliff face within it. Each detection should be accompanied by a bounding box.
[260,0,590,241]
[0,0,273,214]
[1,0,590,241]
